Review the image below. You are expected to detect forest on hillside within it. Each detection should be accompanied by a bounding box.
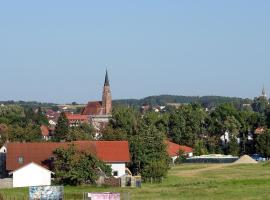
[113,95,253,108]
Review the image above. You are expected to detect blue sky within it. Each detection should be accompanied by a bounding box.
[0,1,269,103]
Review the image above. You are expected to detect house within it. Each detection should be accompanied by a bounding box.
[0,144,7,178]
[65,113,89,127]
[10,162,53,188]
[45,109,60,127]
[6,141,130,187]
[40,125,51,141]
[255,127,265,135]
[166,141,193,163]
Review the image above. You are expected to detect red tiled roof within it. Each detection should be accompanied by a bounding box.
[40,125,49,137]
[166,141,193,157]
[6,141,130,171]
[65,113,89,121]
[81,101,103,115]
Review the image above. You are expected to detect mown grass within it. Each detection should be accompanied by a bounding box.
[1,163,270,199]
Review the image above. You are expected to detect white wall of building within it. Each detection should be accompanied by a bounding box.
[108,163,126,178]
[12,163,52,188]
[0,146,7,153]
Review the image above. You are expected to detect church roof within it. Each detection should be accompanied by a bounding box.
[81,101,103,116]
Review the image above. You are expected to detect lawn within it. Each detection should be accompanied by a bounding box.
[1,163,270,199]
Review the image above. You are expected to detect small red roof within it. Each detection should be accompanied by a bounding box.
[40,125,49,137]
[166,141,193,157]
[65,113,89,121]
[6,141,130,171]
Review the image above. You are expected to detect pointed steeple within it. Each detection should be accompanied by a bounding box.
[104,70,110,86]
[262,85,267,98]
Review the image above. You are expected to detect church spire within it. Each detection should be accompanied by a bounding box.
[104,70,110,86]
[262,85,267,98]
[102,70,112,115]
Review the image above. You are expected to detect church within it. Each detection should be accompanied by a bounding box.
[81,70,112,132]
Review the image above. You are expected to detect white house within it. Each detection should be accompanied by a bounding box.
[108,163,126,178]
[10,162,53,188]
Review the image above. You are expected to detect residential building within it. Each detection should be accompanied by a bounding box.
[6,141,130,183]
[40,125,51,141]
[65,113,89,127]
[166,141,193,163]
[10,162,53,188]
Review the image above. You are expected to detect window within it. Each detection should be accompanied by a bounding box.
[18,156,24,164]
[113,171,118,177]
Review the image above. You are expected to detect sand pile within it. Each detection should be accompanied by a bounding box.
[234,155,258,164]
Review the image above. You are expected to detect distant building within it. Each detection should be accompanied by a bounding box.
[261,85,267,99]
[81,70,112,134]
[40,125,51,141]
[82,70,112,116]
[166,141,193,163]
[65,113,89,127]
[255,127,265,135]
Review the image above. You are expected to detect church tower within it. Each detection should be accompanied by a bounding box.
[262,85,267,98]
[102,70,112,115]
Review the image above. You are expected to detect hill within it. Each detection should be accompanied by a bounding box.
[113,95,253,108]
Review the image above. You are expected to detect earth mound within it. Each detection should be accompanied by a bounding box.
[234,155,258,164]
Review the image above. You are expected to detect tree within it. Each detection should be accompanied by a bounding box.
[108,106,170,181]
[129,123,169,181]
[227,136,240,156]
[101,126,127,141]
[54,112,69,141]
[256,130,270,157]
[168,104,207,147]
[252,97,269,113]
[53,144,111,185]
[194,140,208,156]
[7,124,42,142]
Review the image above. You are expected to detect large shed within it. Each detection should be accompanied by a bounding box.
[10,162,53,188]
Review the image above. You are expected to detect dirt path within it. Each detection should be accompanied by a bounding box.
[176,164,233,177]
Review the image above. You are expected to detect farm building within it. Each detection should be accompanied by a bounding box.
[166,141,193,163]
[6,141,130,187]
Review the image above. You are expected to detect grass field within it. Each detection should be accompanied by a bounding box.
[1,163,270,199]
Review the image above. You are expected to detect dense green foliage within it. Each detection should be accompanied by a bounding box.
[54,112,69,141]
[101,106,170,182]
[256,130,270,157]
[54,112,95,142]
[53,144,111,186]
[0,105,46,145]
[113,95,252,108]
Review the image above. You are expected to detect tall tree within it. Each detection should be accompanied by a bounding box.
[53,144,111,185]
[168,104,207,147]
[256,130,270,157]
[54,112,69,142]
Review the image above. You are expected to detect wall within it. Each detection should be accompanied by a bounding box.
[108,163,126,178]
[13,163,51,188]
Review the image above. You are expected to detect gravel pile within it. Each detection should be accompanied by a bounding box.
[234,155,258,164]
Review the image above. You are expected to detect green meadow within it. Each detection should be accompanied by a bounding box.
[1,163,270,199]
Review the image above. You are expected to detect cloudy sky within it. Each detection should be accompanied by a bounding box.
[0,1,269,103]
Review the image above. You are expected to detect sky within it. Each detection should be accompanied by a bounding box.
[0,1,270,103]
